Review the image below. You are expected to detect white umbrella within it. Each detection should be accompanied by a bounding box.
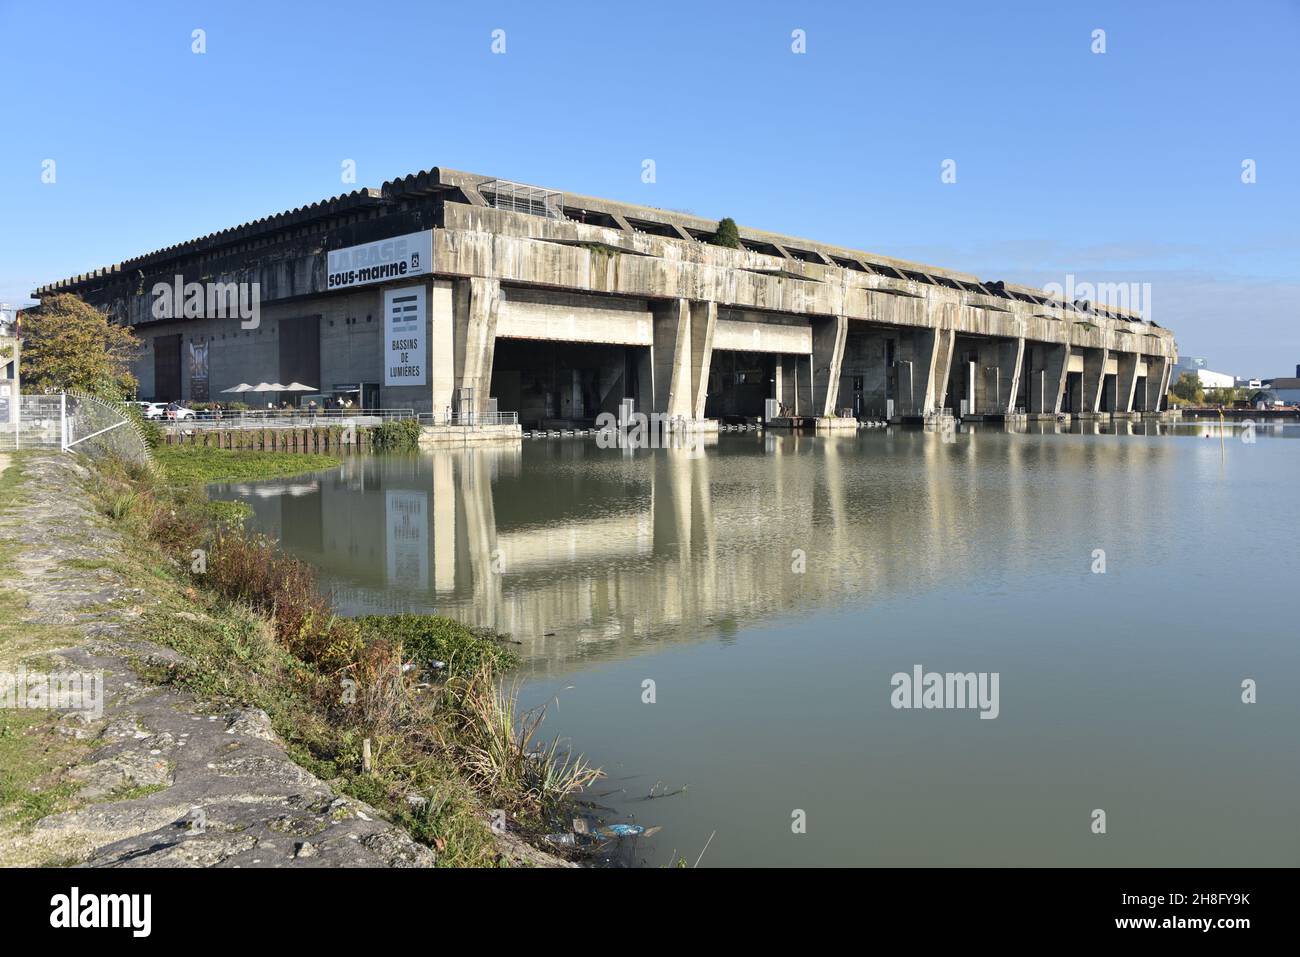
[250,382,283,393]
[284,382,316,392]
[221,383,254,394]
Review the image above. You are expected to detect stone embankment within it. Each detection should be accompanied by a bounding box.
[0,453,434,867]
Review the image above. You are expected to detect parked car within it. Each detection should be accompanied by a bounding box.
[132,401,167,420]
[164,403,195,421]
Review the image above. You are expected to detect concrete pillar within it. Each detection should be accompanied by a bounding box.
[796,354,814,416]
[931,328,955,415]
[687,300,716,420]
[651,299,693,419]
[778,354,799,414]
[811,315,848,417]
[453,277,500,414]
[996,338,1025,413]
[1081,347,1109,414]
[429,280,456,417]
[1028,343,1068,414]
[1115,352,1140,413]
[1145,356,1171,412]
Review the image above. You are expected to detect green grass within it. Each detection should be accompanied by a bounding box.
[0,712,84,828]
[154,446,342,485]
[0,448,587,866]
[354,615,520,679]
[204,499,254,526]
[0,452,28,509]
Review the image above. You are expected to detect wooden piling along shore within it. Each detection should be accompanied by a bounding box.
[161,426,369,452]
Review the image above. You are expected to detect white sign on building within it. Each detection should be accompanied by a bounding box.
[384,285,427,386]
[327,230,432,290]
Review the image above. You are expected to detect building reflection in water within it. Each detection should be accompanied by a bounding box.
[216,427,1191,671]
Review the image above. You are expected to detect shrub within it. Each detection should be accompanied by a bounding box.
[354,614,518,678]
[204,530,337,658]
[367,418,422,451]
[711,216,741,249]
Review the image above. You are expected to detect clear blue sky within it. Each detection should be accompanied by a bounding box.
[2,0,1296,375]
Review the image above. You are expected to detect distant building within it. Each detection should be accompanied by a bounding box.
[1262,377,1300,405]
[0,303,19,427]
[1172,357,1235,391]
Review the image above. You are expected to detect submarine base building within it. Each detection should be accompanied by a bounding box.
[35,167,1177,435]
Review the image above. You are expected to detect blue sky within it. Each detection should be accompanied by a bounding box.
[2,0,1296,374]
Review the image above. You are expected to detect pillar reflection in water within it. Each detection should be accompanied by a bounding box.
[216,430,1184,670]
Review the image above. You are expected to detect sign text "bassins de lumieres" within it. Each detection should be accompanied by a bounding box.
[327,230,432,290]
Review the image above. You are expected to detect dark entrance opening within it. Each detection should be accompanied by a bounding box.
[153,334,182,401]
[1100,373,1117,413]
[1063,371,1083,414]
[491,339,636,429]
[279,315,322,403]
[705,351,774,422]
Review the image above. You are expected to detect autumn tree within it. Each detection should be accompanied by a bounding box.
[20,294,140,399]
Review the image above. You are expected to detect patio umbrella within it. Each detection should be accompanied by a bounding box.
[220,383,253,394]
[284,382,316,392]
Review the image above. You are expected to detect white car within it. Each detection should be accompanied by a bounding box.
[132,401,166,420]
[163,403,196,421]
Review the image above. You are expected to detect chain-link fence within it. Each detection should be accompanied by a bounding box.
[0,390,154,470]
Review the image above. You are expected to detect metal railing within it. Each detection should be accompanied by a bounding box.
[418,411,519,427]
[158,408,416,430]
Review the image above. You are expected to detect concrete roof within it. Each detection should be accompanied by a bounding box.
[33,165,1146,322]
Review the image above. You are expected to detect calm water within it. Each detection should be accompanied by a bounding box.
[214,420,1300,867]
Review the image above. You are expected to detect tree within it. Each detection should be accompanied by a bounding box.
[711,217,741,249]
[20,294,140,399]
[1170,371,1203,406]
[1204,386,1243,407]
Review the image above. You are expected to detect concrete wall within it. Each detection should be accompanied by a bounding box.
[53,194,1179,421]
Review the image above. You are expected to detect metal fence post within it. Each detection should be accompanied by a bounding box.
[60,392,68,451]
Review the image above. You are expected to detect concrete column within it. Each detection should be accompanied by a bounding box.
[996,338,1025,413]
[687,300,716,420]
[1148,356,1172,412]
[931,328,955,415]
[651,298,693,419]
[778,354,799,414]
[1081,347,1109,414]
[1115,352,1140,413]
[1159,353,1180,408]
[1028,343,1068,414]
[429,280,456,417]
[796,354,814,415]
[811,315,848,417]
[635,348,654,413]
[454,277,500,414]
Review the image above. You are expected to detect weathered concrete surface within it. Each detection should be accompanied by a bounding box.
[36,166,1178,422]
[0,454,436,868]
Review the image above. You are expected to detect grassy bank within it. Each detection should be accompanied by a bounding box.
[153,445,343,485]
[81,446,599,865]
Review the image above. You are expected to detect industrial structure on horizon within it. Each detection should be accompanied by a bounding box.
[34,167,1179,435]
